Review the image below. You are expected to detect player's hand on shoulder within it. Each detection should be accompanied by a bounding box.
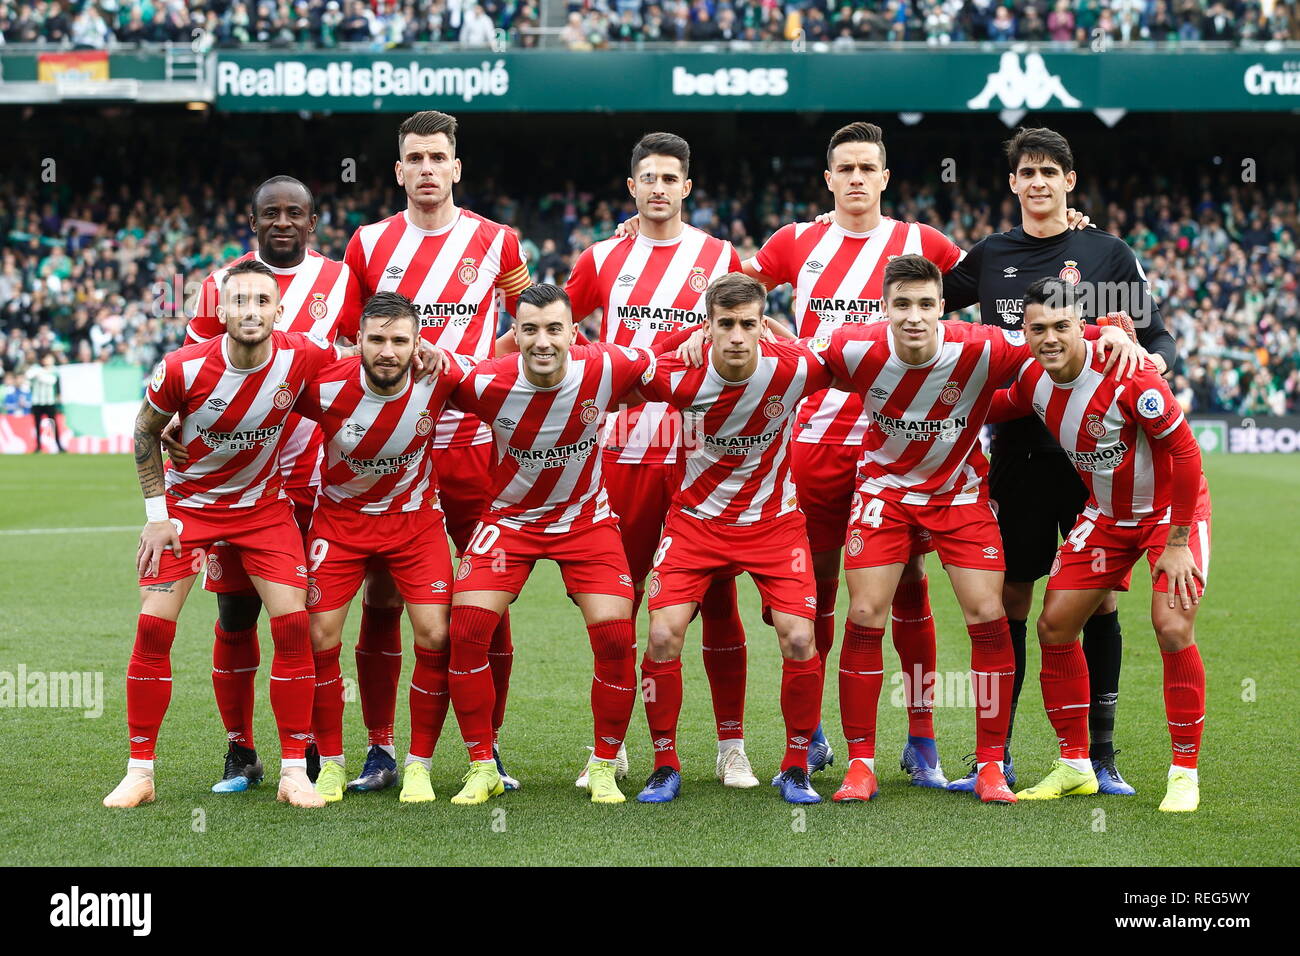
[1096,323,1141,381]
[614,215,641,239]
[137,520,181,579]
[762,315,794,341]
[161,415,189,465]
[677,327,707,367]
[412,342,447,382]
[1066,207,1093,230]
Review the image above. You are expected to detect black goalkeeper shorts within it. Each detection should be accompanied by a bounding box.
[988,449,1090,584]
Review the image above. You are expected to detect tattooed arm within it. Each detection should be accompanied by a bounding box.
[135,400,182,578]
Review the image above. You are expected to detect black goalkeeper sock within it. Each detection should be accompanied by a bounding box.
[1005,618,1028,750]
[1082,609,1122,761]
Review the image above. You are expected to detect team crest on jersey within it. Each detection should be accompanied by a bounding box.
[763,396,786,420]
[648,571,662,598]
[939,381,962,406]
[1059,260,1082,285]
[579,399,600,425]
[458,257,479,285]
[456,557,473,581]
[308,293,329,320]
[1050,554,1062,577]
[272,382,295,409]
[306,584,321,608]
[687,267,709,294]
[415,411,433,436]
[1085,414,1107,439]
[150,361,166,392]
[846,531,864,558]
[206,553,223,581]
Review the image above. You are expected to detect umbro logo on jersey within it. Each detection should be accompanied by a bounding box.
[345,422,366,436]
[496,417,517,428]
[207,398,228,411]
[617,274,636,285]
[385,266,403,277]
[982,547,1000,557]
[870,387,888,399]
[1003,266,1018,277]
[806,261,824,272]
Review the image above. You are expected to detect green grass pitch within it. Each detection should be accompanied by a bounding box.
[1,453,1296,866]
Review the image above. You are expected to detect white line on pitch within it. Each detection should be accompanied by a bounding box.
[0,525,139,535]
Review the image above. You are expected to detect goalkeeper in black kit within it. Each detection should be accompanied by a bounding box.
[940,127,1178,795]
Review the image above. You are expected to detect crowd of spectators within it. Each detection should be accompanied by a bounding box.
[2,152,1297,417]
[1,0,1298,49]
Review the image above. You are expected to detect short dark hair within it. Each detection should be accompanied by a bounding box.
[1022,276,1081,314]
[826,122,886,171]
[516,283,571,317]
[360,291,419,331]
[398,110,458,157]
[631,132,691,179]
[221,258,279,297]
[1004,127,1074,174]
[250,175,314,216]
[705,272,766,319]
[882,254,942,299]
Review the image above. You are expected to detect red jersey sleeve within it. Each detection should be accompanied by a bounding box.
[920,223,964,274]
[1127,369,1201,525]
[494,229,531,316]
[344,228,372,300]
[987,372,1034,424]
[635,353,679,405]
[336,269,364,343]
[813,323,887,386]
[185,273,223,344]
[726,243,743,273]
[145,351,186,417]
[563,246,602,322]
[600,343,658,400]
[752,223,797,282]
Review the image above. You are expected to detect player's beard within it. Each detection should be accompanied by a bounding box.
[228,321,273,347]
[260,237,303,270]
[365,356,412,391]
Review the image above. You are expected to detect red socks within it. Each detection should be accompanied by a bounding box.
[891,577,936,739]
[311,645,344,758]
[700,577,746,742]
[269,611,316,759]
[1162,645,1206,769]
[968,617,1015,765]
[126,614,176,760]
[409,646,451,760]
[356,603,403,748]
[780,654,823,771]
[488,611,513,738]
[813,577,839,686]
[838,622,885,761]
[589,619,637,760]
[1040,641,1090,760]
[641,655,684,770]
[448,605,500,763]
[212,623,259,749]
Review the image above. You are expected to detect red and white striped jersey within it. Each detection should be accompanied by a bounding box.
[753,217,963,446]
[146,331,337,509]
[449,343,655,533]
[293,356,460,515]
[566,225,742,466]
[815,320,1029,506]
[639,340,833,526]
[345,208,531,450]
[993,343,1208,526]
[185,250,363,493]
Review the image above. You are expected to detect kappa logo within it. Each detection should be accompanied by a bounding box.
[207,397,229,411]
[966,52,1082,111]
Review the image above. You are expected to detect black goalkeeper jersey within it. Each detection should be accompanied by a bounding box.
[942,224,1178,454]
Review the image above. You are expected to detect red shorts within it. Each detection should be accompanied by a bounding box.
[140,497,308,590]
[792,442,933,558]
[1048,510,1212,594]
[430,442,494,555]
[603,453,680,584]
[204,484,315,595]
[843,492,1003,572]
[648,509,818,620]
[453,518,635,600]
[305,499,454,613]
